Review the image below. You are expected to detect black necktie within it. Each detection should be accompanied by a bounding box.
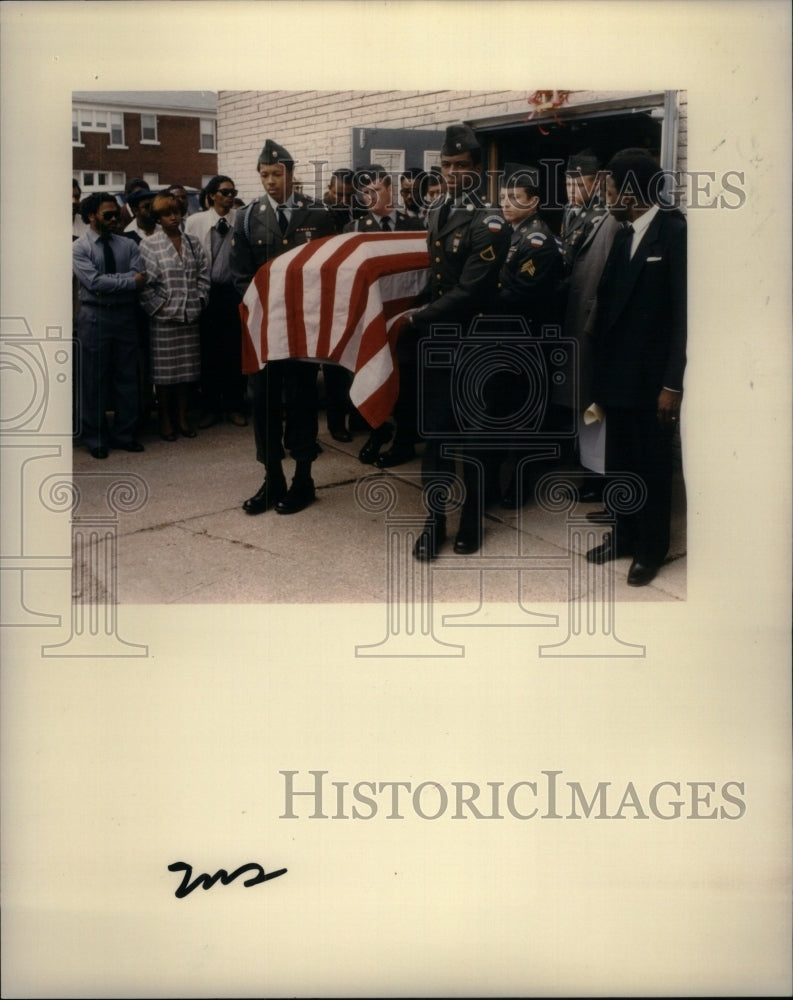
[216,217,229,236]
[277,205,288,234]
[609,224,634,296]
[100,234,117,274]
[438,198,452,229]
[381,216,392,231]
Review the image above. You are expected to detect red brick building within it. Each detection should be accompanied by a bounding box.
[72,91,217,195]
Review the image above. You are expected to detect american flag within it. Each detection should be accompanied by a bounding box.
[240,232,429,427]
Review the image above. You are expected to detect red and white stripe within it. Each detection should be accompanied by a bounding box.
[240,232,429,427]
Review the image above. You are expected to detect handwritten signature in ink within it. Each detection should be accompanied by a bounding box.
[168,861,287,899]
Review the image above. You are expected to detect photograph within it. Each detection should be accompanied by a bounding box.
[1,2,790,997]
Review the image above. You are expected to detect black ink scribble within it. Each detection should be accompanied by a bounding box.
[168,861,287,899]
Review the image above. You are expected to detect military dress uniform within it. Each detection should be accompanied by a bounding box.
[343,211,425,234]
[560,199,608,274]
[491,211,565,506]
[409,187,511,556]
[496,212,563,331]
[230,141,337,513]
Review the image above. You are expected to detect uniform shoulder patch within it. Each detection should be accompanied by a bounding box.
[484,215,505,233]
[528,232,547,247]
[520,259,536,276]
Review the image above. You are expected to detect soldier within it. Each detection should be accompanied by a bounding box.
[403,124,511,559]
[230,138,336,515]
[560,149,606,273]
[493,162,565,508]
[343,168,426,235]
[343,168,426,464]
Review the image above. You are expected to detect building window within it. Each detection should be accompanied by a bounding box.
[423,150,441,172]
[141,114,158,143]
[110,112,124,146]
[73,107,125,146]
[199,118,216,151]
[78,170,126,192]
[143,172,159,189]
[370,149,405,174]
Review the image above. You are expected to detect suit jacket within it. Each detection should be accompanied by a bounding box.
[556,210,620,409]
[593,208,687,409]
[343,211,425,234]
[413,193,511,334]
[230,193,335,298]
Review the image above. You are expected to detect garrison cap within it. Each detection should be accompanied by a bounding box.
[566,149,600,176]
[441,123,480,156]
[126,187,159,205]
[257,139,294,170]
[503,162,540,191]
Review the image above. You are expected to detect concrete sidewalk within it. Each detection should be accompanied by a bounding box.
[71,409,687,606]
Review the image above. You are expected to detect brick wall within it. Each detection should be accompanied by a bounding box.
[73,112,217,191]
[217,89,686,203]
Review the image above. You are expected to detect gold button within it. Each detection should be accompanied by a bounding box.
[434,257,440,263]
[435,241,441,247]
[282,239,288,245]
[435,274,441,279]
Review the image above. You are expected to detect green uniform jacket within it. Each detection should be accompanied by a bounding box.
[413,193,511,334]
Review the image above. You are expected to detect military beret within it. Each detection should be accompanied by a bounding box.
[566,149,600,176]
[257,139,294,170]
[503,162,540,190]
[441,123,480,156]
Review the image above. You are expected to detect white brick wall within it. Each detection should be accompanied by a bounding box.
[217,89,686,203]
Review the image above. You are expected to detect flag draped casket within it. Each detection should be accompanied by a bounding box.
[240,232,430,428]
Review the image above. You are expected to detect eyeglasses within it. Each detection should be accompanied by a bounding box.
[216,188,237,197]
[100,210,120,220]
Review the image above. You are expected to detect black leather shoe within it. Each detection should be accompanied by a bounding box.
[275,480,316,515]
[358,424,394,464]
[454,523,482,555]
[627,560,660,587]
[329,426,353,443]
[413,518,446,561]
[501,483,533,509]
[112,440,144,452]
[242,478,287,515]
[586,534,631,564]
[89,446,109,460]
[375,443,416,468]
[578,484,605,503]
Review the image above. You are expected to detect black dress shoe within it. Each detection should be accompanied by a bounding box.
[501,469,534,509]
[374,443,416,468]
[413,517,446,561]
[329,426,353,443]
[454,523,482,555]
[358,423,394,464]
[242,478,287,515]
[275,480,316,515]
[585,534,631,564]
[112,440,144,453]
[627,560,660,587]
[89,447,109,460]
[578,484,605,503]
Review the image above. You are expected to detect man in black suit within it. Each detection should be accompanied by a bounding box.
[230,138,336,515]
[586,148,687,586]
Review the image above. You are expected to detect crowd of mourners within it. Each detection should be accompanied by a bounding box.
[72,123,686,586]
